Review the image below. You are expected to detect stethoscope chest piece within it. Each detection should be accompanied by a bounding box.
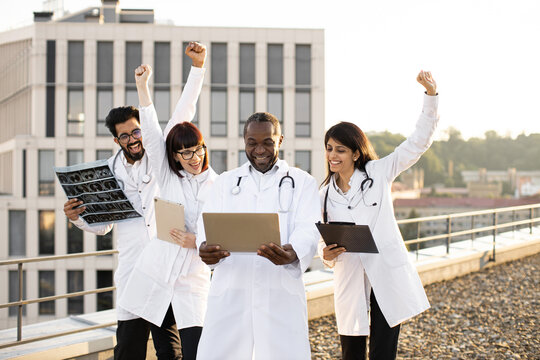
[231,186,241,195]
[142,174,151,184]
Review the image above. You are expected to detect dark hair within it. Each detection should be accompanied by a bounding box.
[243,112,281,137]
[105,106,140,137]
[323,122,379,186]
[166,122,209,178]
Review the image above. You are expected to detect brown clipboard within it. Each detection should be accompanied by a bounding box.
[154,197,185,244]
[316,222,379,253]
[202,213,281,252]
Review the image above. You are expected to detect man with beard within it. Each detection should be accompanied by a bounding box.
[62,42,207,359]
[196,112,321,360]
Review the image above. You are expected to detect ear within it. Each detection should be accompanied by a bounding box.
[353,149,360,161]
[278,134,284,148]
[113,137,119,146]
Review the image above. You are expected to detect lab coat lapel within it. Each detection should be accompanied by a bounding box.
[113,154,138,191]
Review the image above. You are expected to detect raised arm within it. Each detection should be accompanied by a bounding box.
[379,71,439,182]
[164,42,207,138]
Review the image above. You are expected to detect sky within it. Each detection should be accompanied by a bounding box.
[3,0,540,140]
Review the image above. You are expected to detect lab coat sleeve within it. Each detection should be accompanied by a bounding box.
[163,66,206,138]
[283,175,322,277]
[70,217,113,236]
[379,94,439,182]
[139,104,169,183]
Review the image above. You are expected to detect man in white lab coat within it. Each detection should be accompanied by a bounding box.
[196,112,321,360]
[63,45,207,360]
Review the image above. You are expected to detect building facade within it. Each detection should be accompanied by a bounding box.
[0,1,325,329]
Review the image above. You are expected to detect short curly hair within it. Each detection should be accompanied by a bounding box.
[105,106,140,137]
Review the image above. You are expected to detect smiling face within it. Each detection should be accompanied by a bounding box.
[325,137,360,176]
[174,144,206,175]
[114,118,145,163]
[244,121,283,173]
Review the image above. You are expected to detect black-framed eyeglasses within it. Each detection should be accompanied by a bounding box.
[117,129,142,144]
[176,145,206,160]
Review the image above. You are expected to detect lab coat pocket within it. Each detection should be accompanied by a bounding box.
[280,267,304,296]
[379,242,409,268]
[208,256,234,297]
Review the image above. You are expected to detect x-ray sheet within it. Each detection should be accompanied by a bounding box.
[55,159,142,225]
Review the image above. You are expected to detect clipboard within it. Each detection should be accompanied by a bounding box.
[202,213,280,252]
[316,222,379,253]
[154,197,185,244]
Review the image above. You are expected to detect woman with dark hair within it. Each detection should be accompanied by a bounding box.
[319,71,438,360]
[118,43,215,360]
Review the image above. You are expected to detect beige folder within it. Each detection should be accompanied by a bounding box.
[154,197,185,244]
[202,213,281,252]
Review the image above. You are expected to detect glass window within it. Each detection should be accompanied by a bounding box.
[125,42,142,84]
[67,89,84,136]
[67,150,83,166]
[295,150,311,174]
[267,44,283,85]
[97,41,113,84]
[39,271,55,315]
[67,270,84,314]
[39,150,55,196]
[211,43,227,85]
[39,210,55,255]
[46,40,56,138]
[97,89,113,136]
[68,41,84,84]
[154,89,170,130]
[9,210,26,256]
[211,90,227,136]
[97,270,113,311]
[295,45,311,86]
[239,44,255,85]
[239,90,255,136]
[154,42,171,85]
[268,91,283,127]
[97,232,113,251]
[9,270,26,316]
[238,150,248,166]
[125,88,138,108]
[295,91,311,137]
[211,150,227,175]
[96,150,113,161]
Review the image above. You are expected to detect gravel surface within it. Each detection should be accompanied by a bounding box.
[309,253,540,359]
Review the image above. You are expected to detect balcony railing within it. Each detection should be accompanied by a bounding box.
[1,203,539,350]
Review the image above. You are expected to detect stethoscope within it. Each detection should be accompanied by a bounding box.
[322,170,376,223]
[111,149,151,190]
[231,171,295,213]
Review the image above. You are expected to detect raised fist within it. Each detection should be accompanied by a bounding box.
[135,64,152,85]
[185,41,207,68]
[417,70,437,96]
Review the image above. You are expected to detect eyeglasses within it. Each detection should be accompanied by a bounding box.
[117,129,142,144]
[176,145,206,160]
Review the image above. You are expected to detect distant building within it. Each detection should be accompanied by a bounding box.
[462,168,540,198]
[0,0,325,328]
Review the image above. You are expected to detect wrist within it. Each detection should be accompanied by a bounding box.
[192,61,204,68]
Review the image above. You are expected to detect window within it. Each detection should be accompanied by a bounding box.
[267,44,283,85]
[211,150,227,175]
[97,270,113,311]
[268,91,283,126]
[154,42,171,130]
[39,150,55,196]
[239,90,254,136]
[67,41,84,136]
[211,43,227,136]
[295,45,311,137]
[9,271,26,316]
[46,40,56,137]
[125,42,141,108]
[9,210,26,256]
[183,42,199,126]
[67,270,84,314]
[295,151,311,174]
[238,150,248,167]
[39,271,55,315]
[97,90,113,136]
[96,150,113,161]
[67,150,84,253]
[39,210,55,255]
[239,44,255,136]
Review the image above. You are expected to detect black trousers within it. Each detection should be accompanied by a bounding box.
[340,292,401,360]
[114,305,182,360]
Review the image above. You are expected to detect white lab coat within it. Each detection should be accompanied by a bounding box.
[195,160,321,360]
[118,67,214,329]
[71,151,159,321]
[318,94,439,335]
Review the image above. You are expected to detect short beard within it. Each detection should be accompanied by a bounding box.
[121,141,145,162]
[247,152,279,173]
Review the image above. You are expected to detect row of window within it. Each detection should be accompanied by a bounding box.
[8,270,113,316]
[36,149,312,196]
[47,41,313,138]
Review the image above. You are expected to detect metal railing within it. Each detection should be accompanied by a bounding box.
[0,250,118,350]
[397,203,540,261]
[1,203,539,350]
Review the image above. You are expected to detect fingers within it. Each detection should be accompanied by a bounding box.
[186,41,206,54]
[257,244,281,264]
[64,199,85,220]
[257,243,296,265]
[199,242,230,265]
[134,64,152,78]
